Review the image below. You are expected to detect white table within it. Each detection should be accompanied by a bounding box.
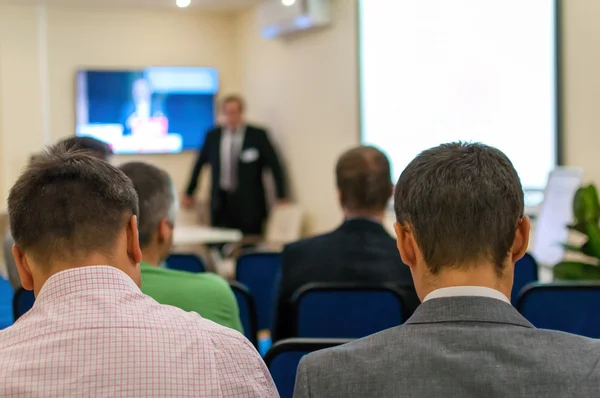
[173,226,242,275]
[173,226,242,246]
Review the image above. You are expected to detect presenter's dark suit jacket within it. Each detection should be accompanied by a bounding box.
[185,125,286,234]
[272,218,420,341]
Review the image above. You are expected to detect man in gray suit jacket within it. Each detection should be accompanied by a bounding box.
[294,142,600,398]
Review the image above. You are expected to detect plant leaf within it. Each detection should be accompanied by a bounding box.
[563,241,599,258]
[553,261,600,281]
[568,223,588,234]
[585,222,600,259]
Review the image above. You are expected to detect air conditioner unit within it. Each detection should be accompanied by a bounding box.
[257,0,331,39]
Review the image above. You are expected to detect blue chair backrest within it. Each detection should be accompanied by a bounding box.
[511,253,538,304]
[229,281,258,347]
[0,278,14,329]
[236,252,282,331]
[13,288,35,321]
[264,338,350,398]
[293,283,404,338]
[166,253,206,273]
[516,282,600,338]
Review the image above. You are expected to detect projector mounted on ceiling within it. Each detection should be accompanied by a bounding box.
[257,0,331,39]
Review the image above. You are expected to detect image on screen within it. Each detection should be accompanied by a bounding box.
[76,67,218,154]
[359,0,559,191]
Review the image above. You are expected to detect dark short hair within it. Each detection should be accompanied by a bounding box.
[57,136,113,160]
[222,94,245,112]
[394,142,524,275]
[336,146,393,212]
[119,162,176,248]
[8,145,138,264]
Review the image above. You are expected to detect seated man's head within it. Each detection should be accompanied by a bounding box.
[336,146,393,219]
[393,142,529,301]
[119,162,177,266]
[29,137,113,165]
[8,146,142,295]
[56,136,113,161]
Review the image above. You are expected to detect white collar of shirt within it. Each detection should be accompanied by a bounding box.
[423,286,510,304]
[224,124,245,136]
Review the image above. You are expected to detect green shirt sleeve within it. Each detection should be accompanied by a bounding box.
[140,263,243,333]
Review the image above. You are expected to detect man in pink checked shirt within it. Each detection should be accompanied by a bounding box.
[0,144,278,397]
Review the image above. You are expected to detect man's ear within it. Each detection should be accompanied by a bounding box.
[511,216,531,264]
[158,218,170,243]
[394,222,417,270]
[127,215,143,264]
[12,245,34,291]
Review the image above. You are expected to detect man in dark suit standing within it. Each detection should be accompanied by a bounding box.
[272,146,418,342]
[182,95,287,235]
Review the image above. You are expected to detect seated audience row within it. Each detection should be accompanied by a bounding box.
[273,146,418,341]
[3,140,600,397]
[4,137,243,333]
[294,142,600,397]
[0,145,276,396]
[119,162,243,332]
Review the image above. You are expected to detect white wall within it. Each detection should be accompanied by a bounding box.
[562,0,600,181]
[1,0,600,238]
[236,0,359,234]
[0,4,239,204]
[236,0,600,235]
[0,5,45,203]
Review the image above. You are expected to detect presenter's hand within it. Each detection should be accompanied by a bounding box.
[181,195,195,209]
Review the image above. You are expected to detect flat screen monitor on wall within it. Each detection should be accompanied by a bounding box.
[359,0,560,192]
[76,67,219,154]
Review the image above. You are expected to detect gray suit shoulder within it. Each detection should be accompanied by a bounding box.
[297,325,600,398]
[296,327,401,396]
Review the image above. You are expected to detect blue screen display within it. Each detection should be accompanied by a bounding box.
[76,67,219,154]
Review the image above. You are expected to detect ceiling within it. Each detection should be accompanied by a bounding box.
[0,0,264,11]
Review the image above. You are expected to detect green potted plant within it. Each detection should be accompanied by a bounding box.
[554,184,600,280]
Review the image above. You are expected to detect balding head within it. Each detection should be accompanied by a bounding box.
[335,146,393,215]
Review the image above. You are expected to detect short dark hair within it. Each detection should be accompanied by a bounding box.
[8,145,138,264]
[222,94,245,112]
[336,146,393,212]
[119,162,176,248]
[57,136,113,160]
[394,142,524,275]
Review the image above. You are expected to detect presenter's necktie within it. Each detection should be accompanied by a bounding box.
[228,134,240,192]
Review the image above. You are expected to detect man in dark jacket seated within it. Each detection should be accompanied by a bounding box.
[272,146,418,341]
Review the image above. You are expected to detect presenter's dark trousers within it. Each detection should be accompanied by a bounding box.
[212,190,264,236]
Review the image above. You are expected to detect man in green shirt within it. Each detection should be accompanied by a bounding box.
[119,162,243,333]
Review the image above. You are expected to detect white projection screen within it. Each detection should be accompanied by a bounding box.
[359,0,560,191]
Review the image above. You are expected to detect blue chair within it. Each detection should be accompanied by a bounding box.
[0,278,14,329]
[229,281,258,348]
[264,338,350,398]
[13,288,35,321]
[292,283,405,338]
[236,252,282,331]
[516,282,600,338]
[166,253,206,273]
[511,253,538,304]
